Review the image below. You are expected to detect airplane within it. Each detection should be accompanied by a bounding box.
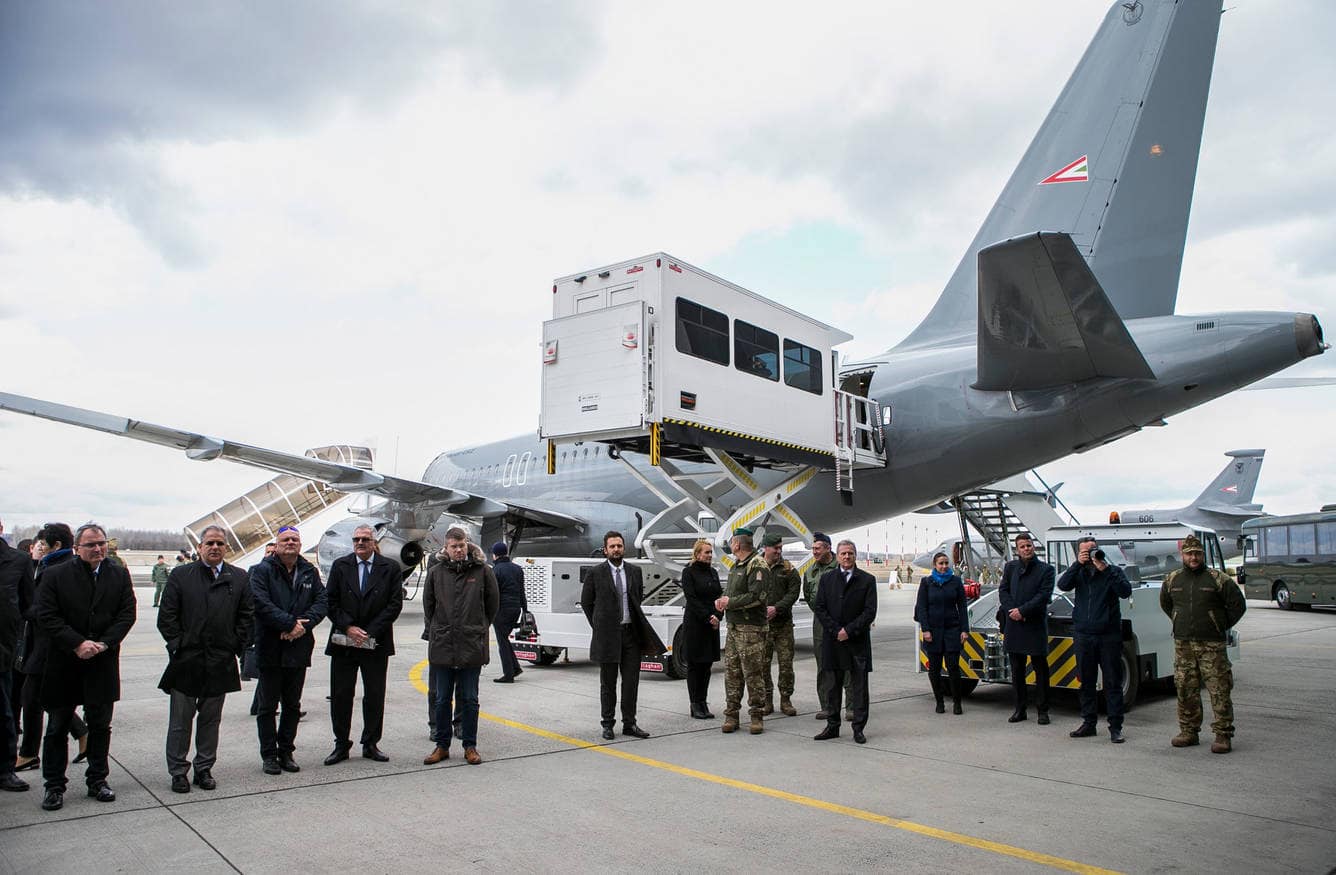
[1111,448,1266,557]
[0,0,1327,580]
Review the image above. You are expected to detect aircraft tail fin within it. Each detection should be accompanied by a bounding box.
[1192,449,1266,510]
[973,232,1154,391]
[900,0,1222,350]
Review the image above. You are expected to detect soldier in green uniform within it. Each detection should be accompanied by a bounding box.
[761,532,800,716]
[802,533,848,721]
[1159,535,1246,753]
[715,528,770,735]
[151,555,170,607]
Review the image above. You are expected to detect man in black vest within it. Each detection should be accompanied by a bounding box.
[323,525,403,765]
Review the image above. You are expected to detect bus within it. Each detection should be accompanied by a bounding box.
[1239,508,1336,611]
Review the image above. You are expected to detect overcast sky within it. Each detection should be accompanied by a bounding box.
[1,1,1333,555]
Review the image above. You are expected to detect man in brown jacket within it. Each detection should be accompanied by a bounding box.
[422,528,498,766]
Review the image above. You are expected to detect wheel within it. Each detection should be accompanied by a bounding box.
[535,646,562,666]
[1275,582,1293,611]
[664,626,687,680]
[1120,640,1140,709]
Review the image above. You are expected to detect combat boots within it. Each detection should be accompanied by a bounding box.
[722,715,739,733]
[763,692,774,716]
[1170,731,1200,748]
[1210,734,1232,754]
[779,696,797,717]
[749,715,764,735]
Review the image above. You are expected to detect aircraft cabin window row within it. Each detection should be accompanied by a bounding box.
[674,297,824,395]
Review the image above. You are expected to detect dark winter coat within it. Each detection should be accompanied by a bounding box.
[998,557,1055,656]
[492,556,528,627]
[1057,560,1132,637]
[581,560,668,662]
[35,557,137,707]
[424,556,499,667]
[249,554,327,669]
[0,538,32,669]
[324,552,403,656]
[157,560,254,697]
[679,561,723,664]
[19,549,74,675]
[813,565,878,671]
[914,574,970,655]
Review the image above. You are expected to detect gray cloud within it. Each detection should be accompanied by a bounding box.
[0,0,604,264]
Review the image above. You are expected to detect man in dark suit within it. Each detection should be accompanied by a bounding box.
[323,525,403,765]
[998,532,1055,725]
[34,523,137,811]
[157,524,253,794]
[812,539,877,744]
[580,531,666,740]
[0,519,34,792]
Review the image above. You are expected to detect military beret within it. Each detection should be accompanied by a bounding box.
[761,532,783,547]
[732,527,754,537]
[1180,535,1205,554]
[811,532,832,545]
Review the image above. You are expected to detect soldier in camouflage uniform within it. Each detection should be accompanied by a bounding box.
[715,528,771,735]
[1159,535,1247,753]
[802,533,848,721]
[760,532,800,716]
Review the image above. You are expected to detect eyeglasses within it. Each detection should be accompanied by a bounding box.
[77,541,108,549]
[352,537,374,543]
[201,540,227,547]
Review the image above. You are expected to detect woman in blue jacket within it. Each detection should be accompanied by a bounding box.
[914,553,970,714]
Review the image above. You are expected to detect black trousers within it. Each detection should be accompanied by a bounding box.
[0,669,16,774]
[493,618,521,679]
[43,702,112,791]
[821,663,869,732]
[1075,634,1124,729]
[686,662,713,704]
[256,666,306,759]
[926,651,962,701]
[1009,652,1051,712]
[329,650,389,748]
[19,672,85,758]
[599,626,642,728]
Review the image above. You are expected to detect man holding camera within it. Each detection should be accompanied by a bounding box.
[1057,536,1132,743]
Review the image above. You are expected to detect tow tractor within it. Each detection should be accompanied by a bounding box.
[917,522,1242,708]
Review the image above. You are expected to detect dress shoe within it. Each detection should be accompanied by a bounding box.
[324,745,351,766]
[1171,731,1200,748]
[853,730,867,745]
[0,773,29,792]
[171,775,191,794]
[1069,723,1097,738]
[88,782,116,802]
[779,697,797,717]
[41,789,63,811]
[279,756,300,773]
[73,734,89,764]
[193,769,216,791]
[1037,711,1051,725]
[362,745,389,762]
[14,756,39,772]
[463,747,482,765]
[1008,709,1028,723]
[262,757,282,775]
[721,716,739,734]
[622,724,650,739]
[952,701,963,715]
[689,703,709,719]
[813,726,840,741]
[423,746,449,765]
[934,700,945,714]
[1109,728,1126,744]
[493,676,514,683]
[601,727,615,740]
[814,710,829,721]
[1210,734,1232,754]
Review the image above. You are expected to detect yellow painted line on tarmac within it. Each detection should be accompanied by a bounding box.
[408,660,1118,874]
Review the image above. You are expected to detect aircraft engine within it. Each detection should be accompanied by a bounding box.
[318,516,427,581]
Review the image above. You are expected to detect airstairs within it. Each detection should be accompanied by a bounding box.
[946,471,1080,583]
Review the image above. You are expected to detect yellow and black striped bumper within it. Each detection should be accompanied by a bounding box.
[917,633,1082,689]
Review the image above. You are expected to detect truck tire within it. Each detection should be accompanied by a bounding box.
[1120,641,1140,709]
[535,646,563,666]
[664,626,687,680]
[1274,582,1293,611]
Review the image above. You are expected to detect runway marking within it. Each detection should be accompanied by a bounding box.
[408,660,1118,874]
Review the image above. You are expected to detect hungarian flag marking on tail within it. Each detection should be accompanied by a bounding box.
[1220,485,1239,494]
[1039,155,1089,185]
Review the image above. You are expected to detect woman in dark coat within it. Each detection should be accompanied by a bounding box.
[914,552,970,714]
[679,539,723,719]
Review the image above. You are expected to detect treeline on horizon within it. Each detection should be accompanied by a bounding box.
[7,525,191,551]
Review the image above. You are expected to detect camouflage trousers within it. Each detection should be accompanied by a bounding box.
[724,624,768,720]
[764,620,795,697]
[812,623,850,711]
[1174,639,1235,737]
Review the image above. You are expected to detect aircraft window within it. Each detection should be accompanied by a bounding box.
[516,451,532,485]
[1289,523,1316,557]
[1262,524,1288,559]
[1318,521,1336,555]
[675,297,729,366]
[783,339,823,394]
[594,446,601,456]
[734,319,779,381]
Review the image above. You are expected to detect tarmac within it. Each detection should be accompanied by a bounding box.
[2,578,1334,873]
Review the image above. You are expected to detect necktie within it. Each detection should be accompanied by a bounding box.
[360,561,370,593]
[212,566,220,580]
[614,565,627,622]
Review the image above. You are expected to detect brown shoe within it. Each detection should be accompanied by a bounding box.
[749,717,764,735]
[1210,734,1232,754]
[721,715,739,733]
[464,747,482,765]
[1170,731,1200,748]
[423,746,449,765]
[779,697,797,717]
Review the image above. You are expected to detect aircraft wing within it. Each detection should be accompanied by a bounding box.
[0,391,467,506]
[1240,377,1336,391]
[499,499,587,531]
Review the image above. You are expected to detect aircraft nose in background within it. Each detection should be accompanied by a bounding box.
[1295,313,1328,358]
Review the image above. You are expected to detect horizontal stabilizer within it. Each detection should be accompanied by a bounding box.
[1196,502,1262,517]
[974,232,1155,391]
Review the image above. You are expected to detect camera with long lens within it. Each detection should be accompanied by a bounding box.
[1093,549,1106,562]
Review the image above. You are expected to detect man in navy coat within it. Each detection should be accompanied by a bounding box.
[998,533,1055,724]
[812,540,878,744]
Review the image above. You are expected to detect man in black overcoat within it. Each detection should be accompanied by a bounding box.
[581,531,666,740]
[157,525,253,793]
[998,532,1056,724]
[322,525,403,766]
[35,523,136,811]
[0,520,34,792]
[812,540,878,744]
